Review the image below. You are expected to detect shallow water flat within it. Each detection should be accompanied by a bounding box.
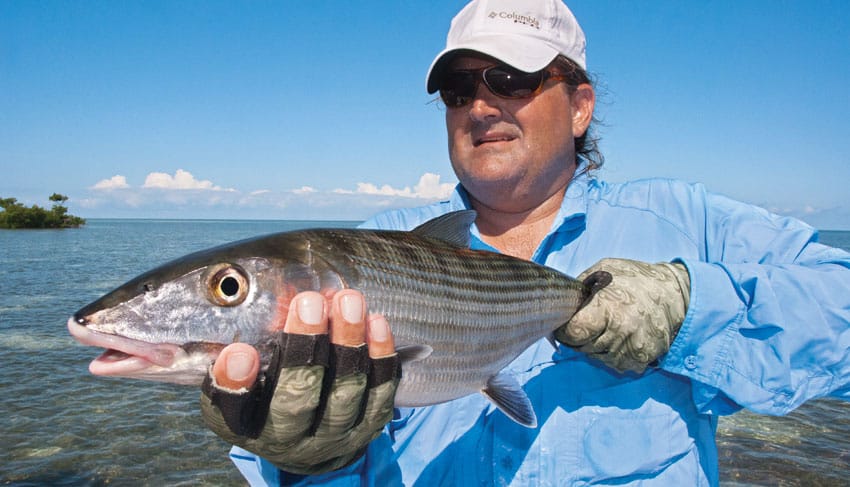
[1,220,848,485]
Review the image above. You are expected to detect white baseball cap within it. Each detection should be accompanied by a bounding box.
[426,0,586,94]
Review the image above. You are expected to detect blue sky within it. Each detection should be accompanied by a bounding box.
[2,1,849,228]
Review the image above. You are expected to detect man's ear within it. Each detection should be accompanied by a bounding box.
[571,83,595,137]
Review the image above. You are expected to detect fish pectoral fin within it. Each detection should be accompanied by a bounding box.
[395,344,433,364]
[411,210,476,248]
[481,372,538,429]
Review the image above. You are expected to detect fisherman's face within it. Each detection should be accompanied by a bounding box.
[443,55,592,213]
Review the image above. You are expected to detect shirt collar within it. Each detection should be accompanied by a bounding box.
[447,162,591,238]
[551,162,591,235]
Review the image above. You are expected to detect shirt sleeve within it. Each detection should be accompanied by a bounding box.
[661,188,850,416]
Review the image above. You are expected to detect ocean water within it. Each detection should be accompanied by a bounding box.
[0,220,848,486]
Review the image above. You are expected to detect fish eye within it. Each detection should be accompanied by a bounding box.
[206,264,249,307]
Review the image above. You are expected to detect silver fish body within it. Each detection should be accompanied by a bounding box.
[68,211,596,427]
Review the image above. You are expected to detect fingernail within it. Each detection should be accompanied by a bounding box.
[340,293,363,324]
[297,293,323,325]
[226,352,254,382]
[369,315,389,342]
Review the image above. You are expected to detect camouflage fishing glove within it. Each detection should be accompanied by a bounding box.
[556,258,691,373]
[200,333,400,475]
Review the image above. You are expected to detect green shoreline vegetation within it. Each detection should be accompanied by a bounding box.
[0,193,86,229]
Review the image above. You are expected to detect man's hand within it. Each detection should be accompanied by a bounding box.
[200,289,398,475]
[556,258,691,373]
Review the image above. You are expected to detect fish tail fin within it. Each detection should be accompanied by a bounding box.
[579,270,612,308]
[481,372,537,428]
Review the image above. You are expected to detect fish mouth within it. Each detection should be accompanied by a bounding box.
[67,317,205,380]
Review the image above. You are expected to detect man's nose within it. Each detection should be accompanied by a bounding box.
[468,86,503,123]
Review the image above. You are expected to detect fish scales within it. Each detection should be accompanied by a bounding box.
[310,230,583,330]
[68,211,598,427]
[344,245,574,338]
[300,228,586,407]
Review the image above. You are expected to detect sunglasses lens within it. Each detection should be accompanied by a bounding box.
[438,66,548,106]
[439,72,477,107]
[484,67,544,98]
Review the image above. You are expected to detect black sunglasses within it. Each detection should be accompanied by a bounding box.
[438,64,568,107]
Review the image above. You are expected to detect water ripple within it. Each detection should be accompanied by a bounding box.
[1,220,847,485]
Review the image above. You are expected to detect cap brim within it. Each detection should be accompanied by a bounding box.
[426,35,560,94]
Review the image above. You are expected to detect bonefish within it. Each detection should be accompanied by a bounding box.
[68,210,607,427]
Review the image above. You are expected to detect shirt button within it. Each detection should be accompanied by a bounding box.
[684,355,698,370]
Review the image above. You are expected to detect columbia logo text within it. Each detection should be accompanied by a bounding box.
[488,11,540,30]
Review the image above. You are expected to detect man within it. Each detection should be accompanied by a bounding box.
[200,0,850,485]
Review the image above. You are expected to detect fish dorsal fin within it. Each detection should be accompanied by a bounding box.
[395,344,433,365]
[481,372,538,428]
[411,210,477,248]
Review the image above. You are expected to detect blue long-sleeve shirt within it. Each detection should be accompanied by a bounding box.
[230,171,850,486]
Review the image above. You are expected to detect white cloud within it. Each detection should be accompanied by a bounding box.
[91,175,130,190]
[413,173,455,199]
[142,169,232,191]
[355,182,411,197]
[334,173,454,200]
[80,171,458,220]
